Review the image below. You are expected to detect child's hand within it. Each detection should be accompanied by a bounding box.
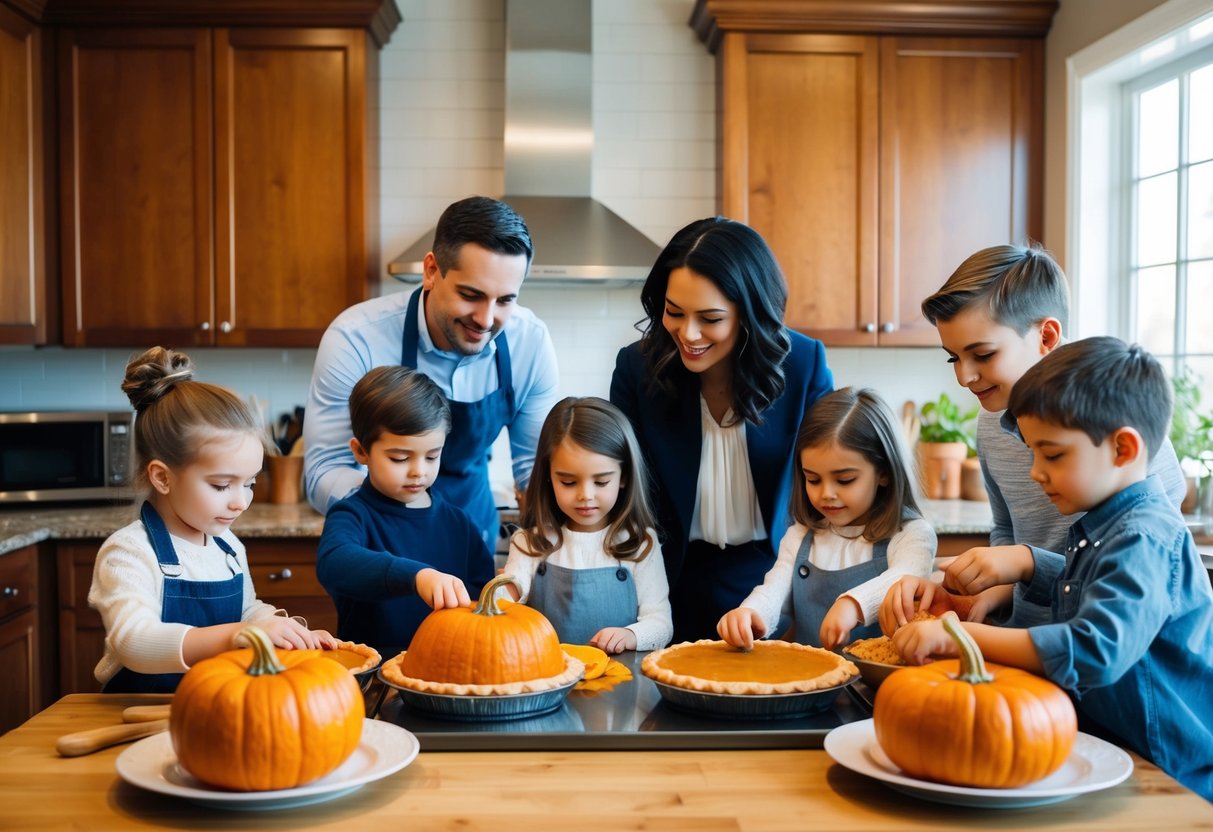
[589,627,637,655]
[311,629,341,650]
[879,576,941,636]
[944,545,1034,595]
[416,568,472,610]
[890,613,960,665]
[717,607,767,650]
[966,584,1013,623]
[251,615,325,650]
[820,596,862,649]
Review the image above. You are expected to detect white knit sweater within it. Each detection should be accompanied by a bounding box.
[87,519,278,683]
[738,518,937,636]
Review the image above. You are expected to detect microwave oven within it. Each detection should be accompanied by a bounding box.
[0,411,136,503]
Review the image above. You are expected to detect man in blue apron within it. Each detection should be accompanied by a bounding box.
[304,197,560,545]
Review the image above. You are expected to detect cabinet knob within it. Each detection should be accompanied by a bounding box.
[199,321,210,331]
[862,322,876,333]
[2,586,17,598]
[219,321,233,333]
[880,322,895,333]
[268,568,293,581]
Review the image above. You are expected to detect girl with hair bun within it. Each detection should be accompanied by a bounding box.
[89,346,336,693]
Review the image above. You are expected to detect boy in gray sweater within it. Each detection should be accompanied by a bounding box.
[893,244,1186,627]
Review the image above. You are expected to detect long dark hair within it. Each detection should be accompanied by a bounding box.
[789,387,921,541]
[636,217,790,424]
[518,397,655,561]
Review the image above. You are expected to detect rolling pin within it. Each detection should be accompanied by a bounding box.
[121,704,172,723]
[56,719,169,757]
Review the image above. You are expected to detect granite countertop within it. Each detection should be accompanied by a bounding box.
[0,501,325,556]
[0,497,995,557]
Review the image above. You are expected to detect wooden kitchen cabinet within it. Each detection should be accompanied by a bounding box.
[56,540,104,695]
[56,537,336,696]
[56,3,397,347]
[692,1,1054,346]
[0,2,57,345]
[0,545,42,733]
[245,538,337,634]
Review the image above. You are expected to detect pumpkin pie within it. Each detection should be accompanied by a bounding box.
[642,639,857,695]
[379,575,585,696]
[321,641,381,675]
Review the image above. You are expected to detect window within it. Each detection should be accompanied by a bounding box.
[1125,44,1213,389]
[1067,3,1213,411]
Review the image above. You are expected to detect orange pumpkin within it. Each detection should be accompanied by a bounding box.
[873,613,1077,789]
[401,574,565,684]
[170,626,364,791]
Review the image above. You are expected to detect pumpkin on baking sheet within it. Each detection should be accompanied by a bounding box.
[873,613,1077,789]
[170,625,364,791]
[380,574,584,695]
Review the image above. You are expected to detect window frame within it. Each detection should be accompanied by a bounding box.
[1121,42,1213,369]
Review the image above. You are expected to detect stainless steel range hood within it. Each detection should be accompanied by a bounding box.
[387,0,660,285]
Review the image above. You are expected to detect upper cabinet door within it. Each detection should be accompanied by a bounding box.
[59,28,213,347]
[0,6,54,345]
[877,37,1043,346]
[721,33,880,345]
[213,28,371,347]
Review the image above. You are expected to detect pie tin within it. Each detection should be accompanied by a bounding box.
[378,670,580,722]
[651,678,851,720]
[840,649,903,689]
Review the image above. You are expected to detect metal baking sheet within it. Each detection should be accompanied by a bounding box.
[376,649,874,751]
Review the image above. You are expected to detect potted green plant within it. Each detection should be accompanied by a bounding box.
[1170,366,1213,518]
[918,392,978,500]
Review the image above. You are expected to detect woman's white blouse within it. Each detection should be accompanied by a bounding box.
[689,396,767,547]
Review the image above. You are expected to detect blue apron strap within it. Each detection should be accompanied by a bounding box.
[140,501,183,578]
[494,327,515,417]
[211,534,241,576]
[401,287,422,368]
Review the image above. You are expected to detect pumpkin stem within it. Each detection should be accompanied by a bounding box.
[942,612,993,685]
[235,625,287,676]
[473,573,520,617]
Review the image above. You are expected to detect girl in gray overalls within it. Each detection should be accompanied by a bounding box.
[504,397,673,654]
[717,388,935,651]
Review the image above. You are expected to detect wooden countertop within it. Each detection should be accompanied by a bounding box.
[1,694,1205,830]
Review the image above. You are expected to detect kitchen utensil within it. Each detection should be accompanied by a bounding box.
[122,704,172,723]
[56,719,169,757]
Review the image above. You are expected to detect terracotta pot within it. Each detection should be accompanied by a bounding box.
[918,441,968,500]
[960,456,987,501]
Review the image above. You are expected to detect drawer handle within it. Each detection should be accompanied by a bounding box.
[268,568,293,581]
[2,587,17,598]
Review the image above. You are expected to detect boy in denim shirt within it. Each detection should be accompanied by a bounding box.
[891,337,1213,801]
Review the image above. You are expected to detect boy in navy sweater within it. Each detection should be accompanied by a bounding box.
[317,366,494,655]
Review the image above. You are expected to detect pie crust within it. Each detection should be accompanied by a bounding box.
[321,641,382,675]
[642,639,857,695]
[379,650,584,696]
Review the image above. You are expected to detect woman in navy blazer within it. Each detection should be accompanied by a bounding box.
[610,217,834,641]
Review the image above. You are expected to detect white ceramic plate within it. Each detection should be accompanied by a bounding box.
[115,719,419,811]
[823,719,1133,808]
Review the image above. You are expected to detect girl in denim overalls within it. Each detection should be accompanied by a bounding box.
[89,346,336,693]
[504,397,673,654]
[718,387,935,650]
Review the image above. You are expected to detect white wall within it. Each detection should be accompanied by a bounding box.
[1042,0,1172,265]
